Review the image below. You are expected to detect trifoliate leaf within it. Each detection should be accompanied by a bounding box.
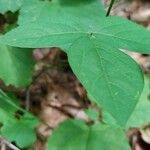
[0,0,147,126]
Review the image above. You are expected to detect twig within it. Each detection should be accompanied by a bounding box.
[0,138,20,150]
[25,88,30,111]
[106,0,116,16]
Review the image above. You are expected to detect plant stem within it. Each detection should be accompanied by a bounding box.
[0,137,20,150]
[106,0,116,17]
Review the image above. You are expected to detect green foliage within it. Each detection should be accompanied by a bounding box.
[47,120,131,150]
[85,109,99,121]
[1,114,38,148]
[0,0,23,14]
[1,1,150,53]
[0,0,150,149]
[0,45,34,87]
[0,90,22,114]
[126,76,150,127]
[103,76,150,128]
[68,42,143,126]
[18,0,105,26]
[1,0,149,125]
[0,90,38,148]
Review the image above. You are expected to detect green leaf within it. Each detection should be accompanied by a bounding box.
[0,108,13,125]
[0,91,21,134]
[0,0,106,48]
[0,45,34,87]
[0,0,23,14]
[1,114,38,148]
[85,109,99,121]
[0,91,38,148]
[0,0,147,125]
[47,120,130,150]
[17,0,105,25]
[126,76,150,127]
[68,41,143,126]
[1,1,150,54]
[0,90,22,115]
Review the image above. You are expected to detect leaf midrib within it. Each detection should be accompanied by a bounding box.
[5,30,146,49]
[90,40,119,115]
